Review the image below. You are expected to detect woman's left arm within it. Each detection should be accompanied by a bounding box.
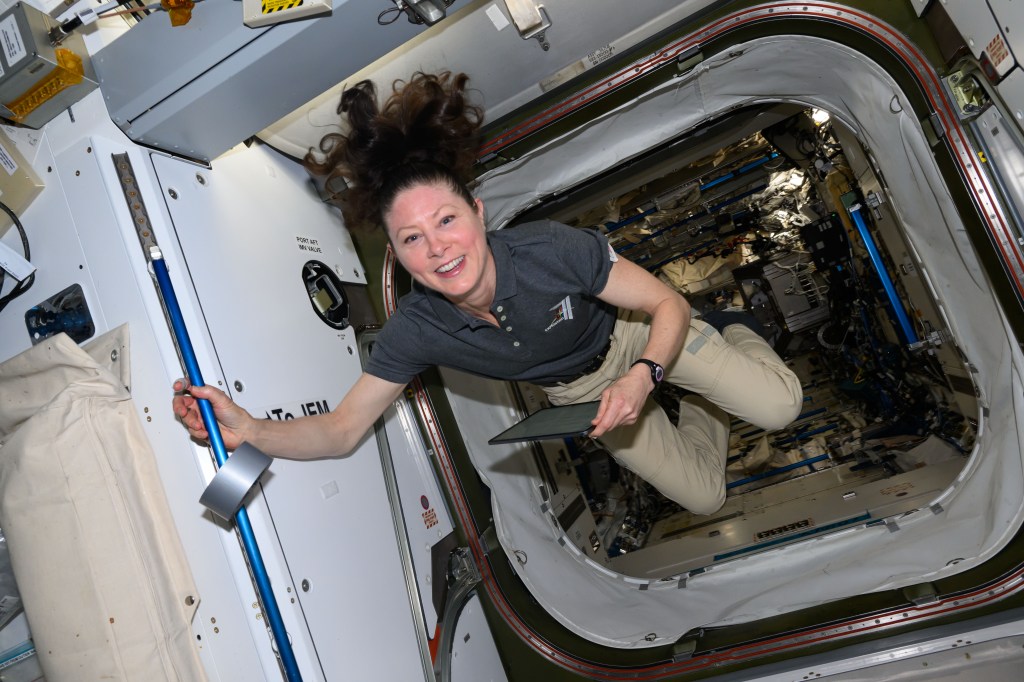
[590,257,691,437]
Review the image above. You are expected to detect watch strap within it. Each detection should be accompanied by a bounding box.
[630,358,664,389]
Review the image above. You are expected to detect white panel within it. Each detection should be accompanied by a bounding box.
[381,398,455,633]
[0,90,279,681]
[151,141,424,681]
[942,0,1015,75]
[989,0,1024,70]
[997,66,1024,132]
[735,619,1024,681]
[449,593,509,682]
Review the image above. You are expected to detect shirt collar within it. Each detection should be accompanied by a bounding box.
[490,234,517,301]
[421,234,518,332]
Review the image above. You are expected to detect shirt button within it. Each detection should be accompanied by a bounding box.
[513,341,520,347]
[505,326,512,331]
[500,315,507,321]
[496,306,504,312]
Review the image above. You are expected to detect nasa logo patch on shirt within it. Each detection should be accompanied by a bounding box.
[545,295,574,332]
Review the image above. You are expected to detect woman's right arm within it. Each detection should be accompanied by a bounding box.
[172,372,407,460]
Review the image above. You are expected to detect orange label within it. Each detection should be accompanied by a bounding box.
[161,0,195,26]
[4,48,83,123]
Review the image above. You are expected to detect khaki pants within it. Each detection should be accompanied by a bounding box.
[541,310,802,514]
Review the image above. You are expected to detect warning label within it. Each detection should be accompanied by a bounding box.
[0,15,25,67]
[986,34,1010,71]
[422,507,438,529]
[296,236,323,254]
[586,45,614,68]
[0,141,17,176]
[263,0,305,13]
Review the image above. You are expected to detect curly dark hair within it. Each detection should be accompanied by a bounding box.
[304,72,484,230]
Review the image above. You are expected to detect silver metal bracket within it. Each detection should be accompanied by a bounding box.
[448,546,481,587]
[903,582,940,606]
[907,329,948,352]
[671,628,703,661]
[865,190,885,208]
[504,0,551,51]
[945,68,989,121]
[395,0,447,26]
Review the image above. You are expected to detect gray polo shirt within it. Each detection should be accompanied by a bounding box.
[366,220,617,385]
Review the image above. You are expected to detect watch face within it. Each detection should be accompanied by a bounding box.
[653,364,664,383]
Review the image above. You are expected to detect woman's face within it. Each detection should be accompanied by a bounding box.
[384,182,495,308]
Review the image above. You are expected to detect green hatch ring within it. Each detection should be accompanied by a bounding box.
[382,2,1024,679]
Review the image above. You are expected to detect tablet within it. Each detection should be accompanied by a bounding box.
[488,401,601,444]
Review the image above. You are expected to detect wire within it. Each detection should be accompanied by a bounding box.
[99,4,160,19]
[0,200,34,315]
[777,254,830,301]
[99,1,203,20]
[378,6,402,24]
[379,0,458,25]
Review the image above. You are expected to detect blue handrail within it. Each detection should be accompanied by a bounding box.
[849,205,918,345]
[152,251,302,682]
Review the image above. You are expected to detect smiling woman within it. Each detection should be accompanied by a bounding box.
[383,184,496,318]
[172,70,800,521]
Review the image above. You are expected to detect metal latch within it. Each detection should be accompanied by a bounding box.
[449,546,481,587]
[908,329,948,352]
[504,0,552,50]
[392,0,447,26]
[671,628,704,661]
[945,68,989,120]
[903,582,940,606]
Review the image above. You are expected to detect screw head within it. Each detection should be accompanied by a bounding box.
[168,188,178,199]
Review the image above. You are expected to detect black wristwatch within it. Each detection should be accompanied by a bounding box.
[631,358,664,390]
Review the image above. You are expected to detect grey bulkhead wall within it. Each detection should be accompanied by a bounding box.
[92,0,472,163]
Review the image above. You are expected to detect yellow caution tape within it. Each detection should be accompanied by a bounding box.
[263,0,305,14]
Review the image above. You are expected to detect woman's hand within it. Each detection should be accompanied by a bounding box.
[172,380,253,451]
[590,366,652,438]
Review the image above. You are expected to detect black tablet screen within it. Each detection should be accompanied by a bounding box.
[488,401,601,444]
